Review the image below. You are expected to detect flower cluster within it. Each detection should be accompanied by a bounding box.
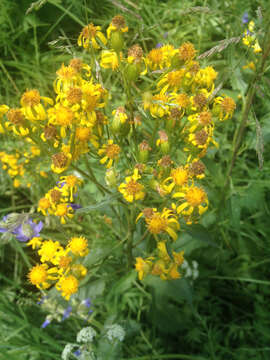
[242,20,262,53]
[38,174,82,224]
[27,235,89,300]
[0,15,236,287]
[135,241,184,280]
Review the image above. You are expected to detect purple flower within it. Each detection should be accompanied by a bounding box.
[156,42,163,48]
[56,180,65,189]
[74,349,81,357]
[41,318,51,328]
[62,306,72,321]
[68,203,82,211]
[13,219,43,242]
[163,32,168,39]
[242,12,249,24]
[0,214,43,242]
[82,298,93,314]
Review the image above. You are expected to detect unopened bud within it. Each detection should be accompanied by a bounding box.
[110,31,124,52]
[105,168,118,187]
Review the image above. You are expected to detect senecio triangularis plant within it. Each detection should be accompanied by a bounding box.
[0,15,236,301]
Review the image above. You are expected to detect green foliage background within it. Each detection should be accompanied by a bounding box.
[1,0,270,359]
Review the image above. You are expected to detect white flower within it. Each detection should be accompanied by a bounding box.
[193,269,199,280]
[77,326,97,343]
[61,343,75,360]
[186,267,192,277]
[106,324,125,342]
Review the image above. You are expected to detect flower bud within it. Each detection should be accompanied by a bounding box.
[110,31,124,52]
[105,168,118,187]
[138,140,151,163]
[125,63,140,82]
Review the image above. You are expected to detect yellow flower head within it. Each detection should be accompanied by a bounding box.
[57,275,79,300]
[100,50,121,71]
[163,166,189,193]
[158,70,185,93]
[194,66,218,90]
[54,203,74,224]
[146,48,165,70]
[135,257,153,280]
[28,264,49,289]
[38,239,63,263]
[68,236,89,257]
[118,169,145,202]
[214,96,236,121]
[59,175,82,202]
[173,185,208,220]
[27,236,43,250]
[107,15,128,39]
[178,42,196,62]
[76,127,91,142]
[98,139,121,168]
[149,93,170,118]
[20,89,52,121]
[137,207,180,241]
[38,197,51,216]
[78,23,107,49]
[51,152,71,174]
[21,89,40,108]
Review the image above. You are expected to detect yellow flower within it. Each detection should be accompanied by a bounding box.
[100,50,120,71]
[178,42,196,62]
[76,127,91,142]
[38,239,63,263]
[56,275,79,300]
[149,93,170,118]
[193,66,217,91]
[167,263,181,279]
[118,168,145,202]
[98,139,121,168]
[146,48,165,70]
[54,203,74,224]
[214,96,236,121]
[151,259,168,280]
[173,185,208,220]
[28,264,48,288]
[51,152,72,174]
[157,241,170,262]
[27,236,43,250]
[163,166,189,193]
[0,104,9,132]
[78,23,107,49]
[243,61,256,71]
[20,89,53,121]
[80,81,107,124]
[48,104,75,138]
[38,197,51,216]
[135,257,153,280]
[107,15,128,39]
[137,208,180,241]
[158,69,185,93]
[5,108,29,136]
[173,250,184,266]
[59,175,82,202]
[28,264,58,289]
[68,236,89,257]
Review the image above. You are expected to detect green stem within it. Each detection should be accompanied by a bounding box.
[225,31,270,188]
